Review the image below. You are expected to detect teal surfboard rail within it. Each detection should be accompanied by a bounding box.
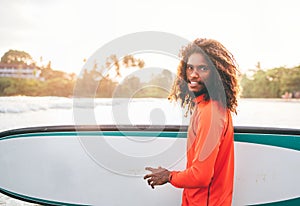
[0,188,90,206]
[1,131,300,151]
[2,131,300,151]
[250,197,300,206]
[1,125,300,151]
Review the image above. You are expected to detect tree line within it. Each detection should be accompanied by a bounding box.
[0,50,75,96]
[0,50,174,98]
[240,65,300,98]
[1,50,299,98]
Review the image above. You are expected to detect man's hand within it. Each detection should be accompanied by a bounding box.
[143,166,171,189]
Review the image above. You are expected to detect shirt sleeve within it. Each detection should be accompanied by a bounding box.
[169,102,226,188]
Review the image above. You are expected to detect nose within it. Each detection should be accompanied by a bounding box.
[190,69,199,78]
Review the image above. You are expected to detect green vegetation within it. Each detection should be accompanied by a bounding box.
[74,54,147,98]
[112,69,174,98]
[0,50,76,97]
[0,77,75,96]
[1,50,299,98]
[241,66,300,98]
[0,50,174,98]
[1,49,34,65]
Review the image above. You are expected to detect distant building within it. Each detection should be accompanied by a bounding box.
[0,63,40,79]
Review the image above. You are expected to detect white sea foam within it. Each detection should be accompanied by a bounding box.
[0,96,71,113]
[0,97,122,113]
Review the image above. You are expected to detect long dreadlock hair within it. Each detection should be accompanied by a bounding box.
[168,38,240,115]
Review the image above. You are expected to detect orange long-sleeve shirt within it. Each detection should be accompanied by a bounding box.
[169,95,234,206]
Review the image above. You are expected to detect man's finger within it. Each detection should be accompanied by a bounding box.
[149,179,155,189]
[143,174,150,179]
[145,167,155,172]
[147,178,152,185]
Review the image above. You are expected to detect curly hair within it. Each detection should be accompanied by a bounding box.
[168,38,240,114]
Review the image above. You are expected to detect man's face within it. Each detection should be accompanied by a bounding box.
[185,52,212,96]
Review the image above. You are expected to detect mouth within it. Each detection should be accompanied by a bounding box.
[188,80,202,87]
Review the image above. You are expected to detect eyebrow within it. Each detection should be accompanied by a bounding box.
[186,63,208,67]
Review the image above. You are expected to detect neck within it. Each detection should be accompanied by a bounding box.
[193,89,208,98]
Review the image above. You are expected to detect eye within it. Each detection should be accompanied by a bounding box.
[198,66,209,71]
[186,64,193,70]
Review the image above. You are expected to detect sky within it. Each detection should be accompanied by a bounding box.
[0,0,300,75]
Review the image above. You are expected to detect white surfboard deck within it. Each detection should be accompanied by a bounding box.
[0,126,299,205]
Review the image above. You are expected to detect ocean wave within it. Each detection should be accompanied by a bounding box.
[0,96,122,113]
[0,96,73,113]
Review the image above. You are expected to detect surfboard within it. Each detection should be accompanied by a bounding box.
[0,125,299,205]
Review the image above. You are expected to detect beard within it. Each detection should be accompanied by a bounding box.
[191,86,208,98]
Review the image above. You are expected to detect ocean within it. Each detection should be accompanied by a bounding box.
[0,96,300,205]
[1,96,300,132]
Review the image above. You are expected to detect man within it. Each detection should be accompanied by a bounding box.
[144,38,240,206]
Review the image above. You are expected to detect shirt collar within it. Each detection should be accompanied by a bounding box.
[193,94,206,104]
